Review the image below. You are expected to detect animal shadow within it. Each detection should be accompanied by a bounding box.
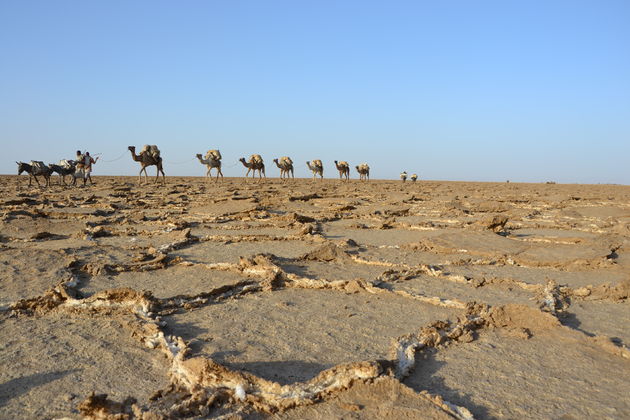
[0,369,80,407]
[403,349,495,420]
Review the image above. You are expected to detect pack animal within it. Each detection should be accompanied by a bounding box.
[128,145,166,184]
[16,161,52,187]
[48,160,77,185]
[196,149,223,181]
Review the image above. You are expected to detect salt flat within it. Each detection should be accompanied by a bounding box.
[1,175,628,419]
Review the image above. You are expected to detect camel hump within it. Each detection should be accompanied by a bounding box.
[280,156,293,165]
[30,161,46,170]
[205,149,222,160]
[250,154,263,163]
[313,159,322,167]
[339,161,349,167]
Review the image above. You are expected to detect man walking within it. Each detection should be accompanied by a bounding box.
[83,152,99,184]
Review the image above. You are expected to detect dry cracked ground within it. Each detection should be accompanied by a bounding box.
[0,175,629,419]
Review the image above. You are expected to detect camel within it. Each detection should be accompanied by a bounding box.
[128,146,165,184]
[410,174,418,182]
[17,161,52,187]
[400,171,407,182]
[356,163,370,181]
[49,161,77,185]
[196,150,223,181]
[239,154,266,179]
[334,160,350,180]
[306,160,324,180]
[273,157,294,179]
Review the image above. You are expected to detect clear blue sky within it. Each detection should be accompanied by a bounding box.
[1,1,629,183]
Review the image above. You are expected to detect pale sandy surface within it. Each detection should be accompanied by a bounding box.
[0,175,629,419]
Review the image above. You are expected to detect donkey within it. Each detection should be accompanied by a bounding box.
[17,161,52,187]
[49,161,77,185]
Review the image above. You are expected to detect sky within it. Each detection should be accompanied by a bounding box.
[1,1,629,183]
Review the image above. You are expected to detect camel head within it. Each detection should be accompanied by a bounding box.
[128,146,136,152]
[355,165,360,171]
[239,157,246,163]
[196,154,203,159]
[273,158,279,164]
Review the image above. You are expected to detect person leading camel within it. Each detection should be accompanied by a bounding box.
[83,152,99,184]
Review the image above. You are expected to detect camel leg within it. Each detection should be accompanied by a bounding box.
[159,165,166,184]
[139,167,146,184]
[216,168,223,181]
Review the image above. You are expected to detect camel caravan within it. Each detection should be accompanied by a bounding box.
[16,144,422,186]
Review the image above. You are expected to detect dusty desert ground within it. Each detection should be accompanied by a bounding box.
[0,175,629,419]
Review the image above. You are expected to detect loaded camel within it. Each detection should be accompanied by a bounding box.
[239,154,266,179]
[334,160,350,180]
[16,161,52,187]
[196,150,223,181]
[273,156,294,179]
[410,174,418,182]
[400,171,407,182]
[128,145,165,184]
[356,163,370,181]
[306,160,324,180]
